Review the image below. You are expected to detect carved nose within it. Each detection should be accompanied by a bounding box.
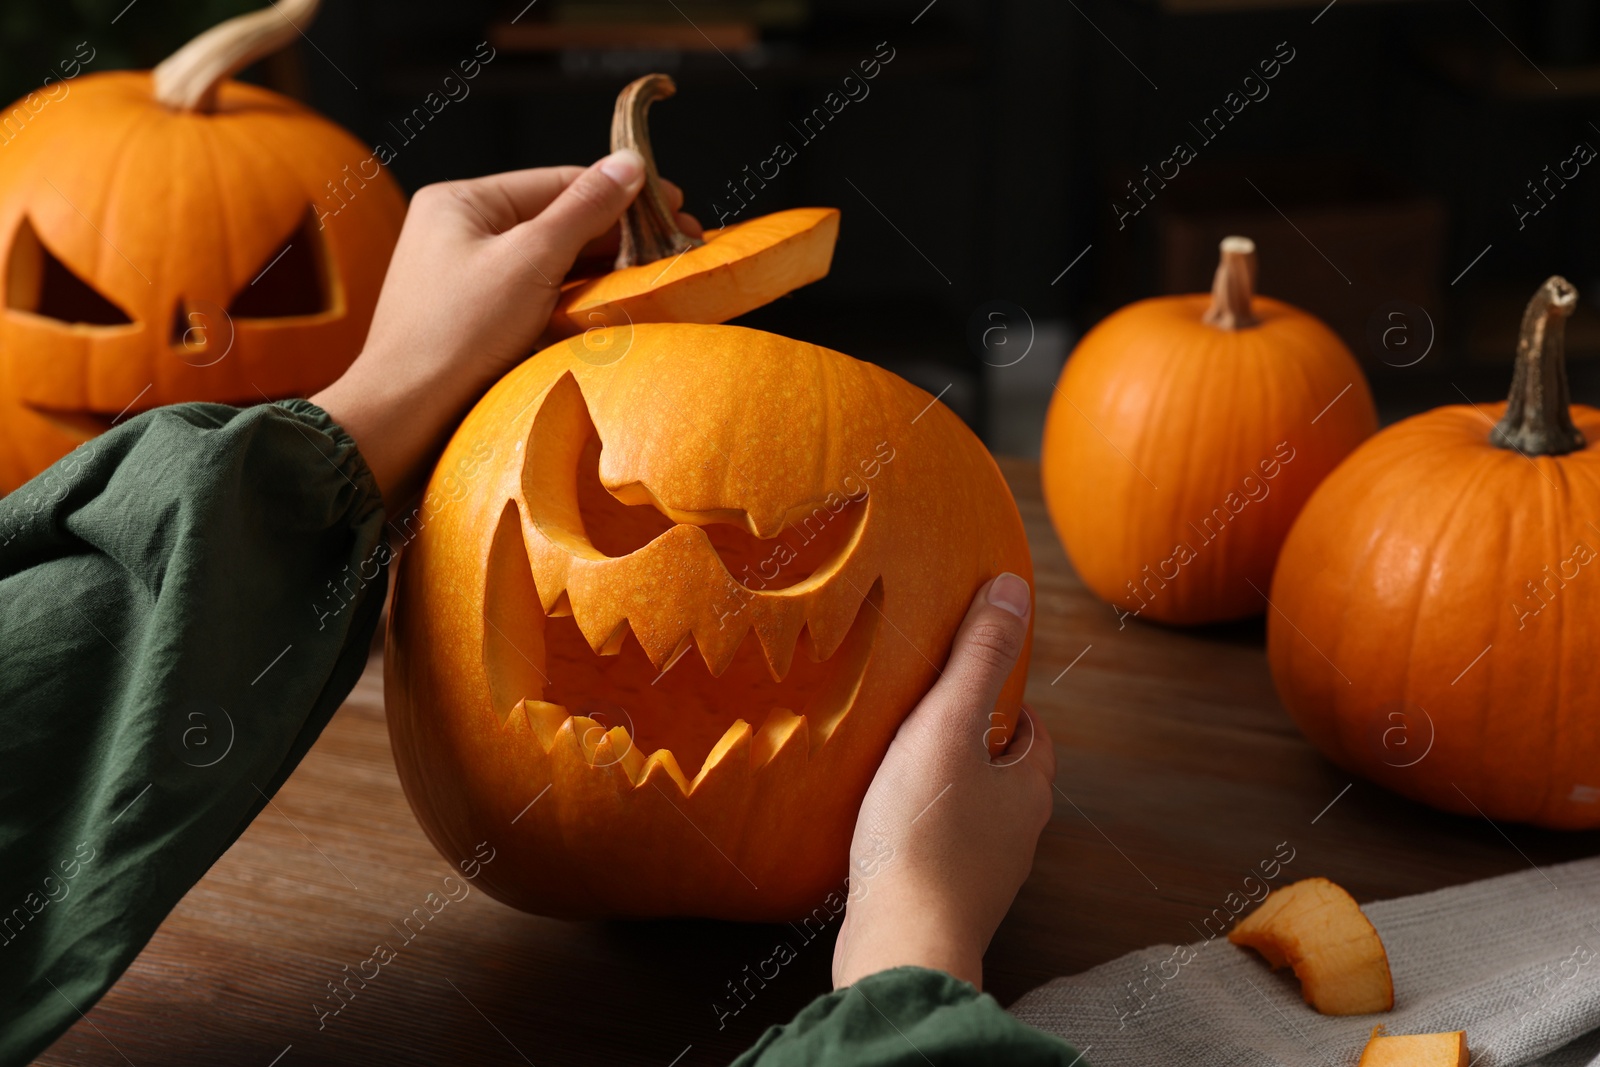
[171,299,207,352]
[169,298,235,368]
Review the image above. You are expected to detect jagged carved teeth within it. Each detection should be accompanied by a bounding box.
[506,576,883,794]
[653,634,699,680]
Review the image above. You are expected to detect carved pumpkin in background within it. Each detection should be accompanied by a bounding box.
[386,323,1032,920]
[0,0,404,492]
[1041,237,1377,625]
[1270,277,1600,829]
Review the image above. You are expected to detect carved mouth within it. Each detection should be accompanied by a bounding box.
[496,540,882,791]
[21,402,118,440]
[483,372,882,791]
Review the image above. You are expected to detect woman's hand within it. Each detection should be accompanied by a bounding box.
[832,573,1055,991]
[312,151,701,513]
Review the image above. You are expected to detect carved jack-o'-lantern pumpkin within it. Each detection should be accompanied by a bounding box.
[0,0,404,492]
[385,323,1033,920]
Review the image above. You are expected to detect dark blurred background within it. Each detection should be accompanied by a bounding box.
[11,0,1600,454]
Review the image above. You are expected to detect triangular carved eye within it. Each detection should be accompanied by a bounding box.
[6,217,134,326]
[228,207,332,319]
[524,372,867,592]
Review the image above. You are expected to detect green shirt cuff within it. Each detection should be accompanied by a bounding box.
[731,966,1087,1066]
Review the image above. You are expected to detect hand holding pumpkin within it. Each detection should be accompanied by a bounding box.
[313,155,702,511]
[832,574,1055,991]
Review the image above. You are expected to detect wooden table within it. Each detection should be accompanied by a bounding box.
[39,458,1600,1066]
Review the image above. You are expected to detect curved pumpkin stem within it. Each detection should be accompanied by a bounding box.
[1491,276,1585,456]
[153,0,320,113]
[612,74,704,269]
[1201,235,1261,331]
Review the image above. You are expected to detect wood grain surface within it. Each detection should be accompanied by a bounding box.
[37,458,1600,1066]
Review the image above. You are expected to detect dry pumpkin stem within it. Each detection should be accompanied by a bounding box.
[611,74,705,269]
[1201,235,1261,331]
[153,0,320,113]
[1491,275,1586,456]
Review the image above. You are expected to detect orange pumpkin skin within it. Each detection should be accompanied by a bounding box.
[1041,293,1376,625]
[1269,401,1600,828]
[386,323,1032,920]
[0,72,404,492]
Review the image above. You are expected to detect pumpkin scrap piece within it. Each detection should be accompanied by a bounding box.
[547,74,838,338]
[1229,877,1394,1015]
[1358,1025,1468,1066]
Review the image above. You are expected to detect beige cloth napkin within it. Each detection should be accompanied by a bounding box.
[1010,857,1600,1066]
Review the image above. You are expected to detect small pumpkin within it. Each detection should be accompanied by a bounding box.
[545,74,838,341]
[0,0,404,493]
[385,324,1032,920]
[1269,276,1600,828]
[1040,237,1377,625]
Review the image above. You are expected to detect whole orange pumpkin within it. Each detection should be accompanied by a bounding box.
[1040,237,1377,625]
[0,0,404,492]
[385,323,1032,920]
[1270,276,1600,828]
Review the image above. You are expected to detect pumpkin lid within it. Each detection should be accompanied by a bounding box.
[547,74,839,339]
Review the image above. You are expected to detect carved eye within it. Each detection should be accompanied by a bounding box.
[5,217,133,327]
[227,207,334,319]
[528,372,866,592]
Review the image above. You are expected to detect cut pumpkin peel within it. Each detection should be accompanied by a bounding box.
[1229,877,1395,1015]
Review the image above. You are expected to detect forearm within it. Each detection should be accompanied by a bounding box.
[833,891,986,990]
[313,360,463,514]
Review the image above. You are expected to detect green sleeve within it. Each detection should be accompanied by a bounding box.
[0,400,388,1067]
[732,967,1088,1067]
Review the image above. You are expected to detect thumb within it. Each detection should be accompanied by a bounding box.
[515,149,647,285]
[914,573,1031,749]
